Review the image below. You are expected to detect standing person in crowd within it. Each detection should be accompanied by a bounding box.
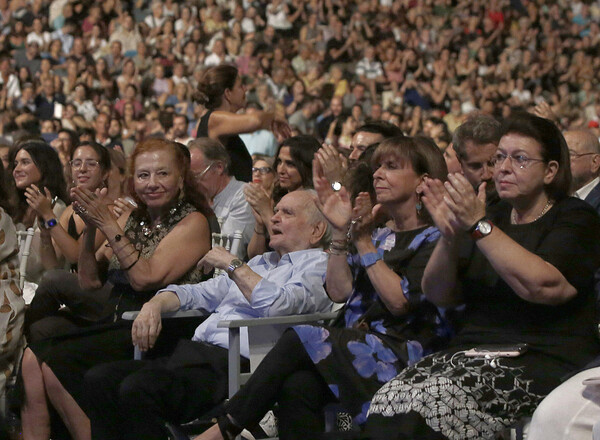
[20,139,213,440]
[194,65,289,182]
[366,113,600,439]
[195,136,451,440]
[564,129,600,214]
[8,140,68,302]
[245,135,320,259]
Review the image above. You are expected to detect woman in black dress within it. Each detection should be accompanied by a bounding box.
[195,64,289,182]
[366,113,600,439]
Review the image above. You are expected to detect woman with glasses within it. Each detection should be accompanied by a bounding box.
[365,113,600,439]
[251,155,276,194]
[24,142,128,341]
[9,140,68,301]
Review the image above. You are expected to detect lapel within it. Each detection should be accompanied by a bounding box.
[584,181,600,213]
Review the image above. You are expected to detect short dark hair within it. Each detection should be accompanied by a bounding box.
[501,112,571,201]
[357,121,404,139]
[453,114,502,160]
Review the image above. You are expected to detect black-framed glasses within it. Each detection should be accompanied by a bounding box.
[70,159,100,170]
[492,152,545,169]
[569,150,597,159]
[252,166,273,175]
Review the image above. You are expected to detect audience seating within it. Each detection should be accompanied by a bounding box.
[16,228,35,291]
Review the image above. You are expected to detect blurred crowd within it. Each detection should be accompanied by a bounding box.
[0,0,598,161]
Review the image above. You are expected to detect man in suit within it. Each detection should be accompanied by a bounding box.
[565,129,600,214]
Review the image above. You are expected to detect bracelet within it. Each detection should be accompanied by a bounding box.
[328,240,349,252]
[122,250,141,271]
[254,227,265,235]
[326,247,347,256]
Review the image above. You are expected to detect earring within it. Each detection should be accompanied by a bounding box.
[416,193,423,216]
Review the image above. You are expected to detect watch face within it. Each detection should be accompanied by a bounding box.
[331,181,342,192]
[478,221,492,235]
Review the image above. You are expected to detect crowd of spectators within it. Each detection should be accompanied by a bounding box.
[0,0,597,155]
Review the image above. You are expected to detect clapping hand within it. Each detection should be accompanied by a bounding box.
[70,186,113,229]
[316,144,348,184]
[24,184,55,219]
[442,174,486,231]
[313,158,352,232]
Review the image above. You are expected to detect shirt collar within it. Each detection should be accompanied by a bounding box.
[575,176,600,200]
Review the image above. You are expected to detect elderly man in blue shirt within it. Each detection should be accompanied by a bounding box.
[82,189,333,440]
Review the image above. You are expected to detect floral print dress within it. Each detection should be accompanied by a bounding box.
[292,225,451,427]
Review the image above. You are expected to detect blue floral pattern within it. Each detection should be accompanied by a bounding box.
[291,226,450,429]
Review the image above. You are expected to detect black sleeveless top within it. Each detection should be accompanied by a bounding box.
[197,109,252,182]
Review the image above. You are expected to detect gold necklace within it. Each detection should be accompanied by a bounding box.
[511,199,553,225]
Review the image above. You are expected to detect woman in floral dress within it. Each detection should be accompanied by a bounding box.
[196,136,453,440]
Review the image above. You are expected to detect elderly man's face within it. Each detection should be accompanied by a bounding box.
[269,191,321,255]
[190,148,221,200]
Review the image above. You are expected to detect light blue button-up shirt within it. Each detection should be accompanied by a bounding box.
[158,248,331,357]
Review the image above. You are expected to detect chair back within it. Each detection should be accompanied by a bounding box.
[16,228,35,290]
[212,217,243,276]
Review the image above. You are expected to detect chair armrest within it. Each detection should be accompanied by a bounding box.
[122,309,207,321]
[217,311,339,329]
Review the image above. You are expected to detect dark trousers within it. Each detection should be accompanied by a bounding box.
[83,340,245,440]
[226,329,335,440]
[25,270,111,342]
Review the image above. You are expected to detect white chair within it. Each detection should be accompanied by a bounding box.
[16,228,35,291]
[212,230,244,276]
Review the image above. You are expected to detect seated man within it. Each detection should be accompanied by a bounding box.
[189,137,255,259]
[83,190,332,440]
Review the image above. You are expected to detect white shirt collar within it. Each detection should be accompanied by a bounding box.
[575,176,600,200]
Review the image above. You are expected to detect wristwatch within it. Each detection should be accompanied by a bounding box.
[471,219,494,240]
[44,218,58,229]
[226,258,244,276]
[360,252,382,268]
[331,181,342,192]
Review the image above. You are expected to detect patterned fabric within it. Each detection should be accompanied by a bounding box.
[368,350,546,439]
[108,200,204,284]
[105,200,205,316]
[292,226,449,427]
[0,208,25,412]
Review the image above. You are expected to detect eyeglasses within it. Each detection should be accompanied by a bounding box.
[70,159,100,170]
[569,150,597,159]
[492,152,546,169]
[193,162,214,180]
[252,166,272,175]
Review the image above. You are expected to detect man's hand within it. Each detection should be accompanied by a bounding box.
[197,247,236,275]
[132,301,163,352]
